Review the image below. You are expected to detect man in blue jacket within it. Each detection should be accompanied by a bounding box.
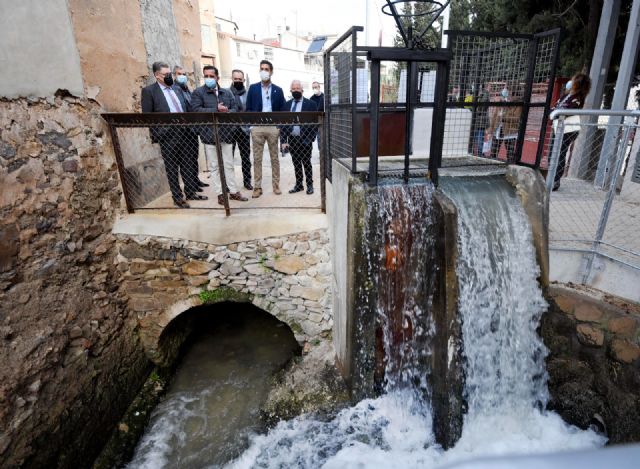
[280,80,318,194]
[191,65,248,205]
[245,60,286,198]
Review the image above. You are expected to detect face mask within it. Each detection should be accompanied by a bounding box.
[233,81,244,90]
[176,75,188,86]
[291,91,302,100]
[204,78,217,89]
[260,70,271,82]
[163,74,174,86]
[565,80,573,91]
[313,88,321,95]
[501,88,509,99]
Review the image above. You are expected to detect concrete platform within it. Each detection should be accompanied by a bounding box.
[112,209,328,245]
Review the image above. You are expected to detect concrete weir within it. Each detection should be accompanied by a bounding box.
[329,159,549,449]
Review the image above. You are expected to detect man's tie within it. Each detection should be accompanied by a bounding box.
[292,100,300,136]
[167,89,183,112]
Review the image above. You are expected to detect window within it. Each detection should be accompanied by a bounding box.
[264,47,274,61]
[236,42,241,57]
[201,24,212,49]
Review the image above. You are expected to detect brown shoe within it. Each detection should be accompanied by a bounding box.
[230,191,249,201]
[252,188,263,198]
[273,187,282,195]
[217,194,224,205]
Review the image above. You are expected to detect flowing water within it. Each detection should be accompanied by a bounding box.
[227,177,605,468]
[127,305,299,469]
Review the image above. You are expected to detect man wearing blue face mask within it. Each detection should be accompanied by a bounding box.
[172,65,209,192]
[191,65,248,206]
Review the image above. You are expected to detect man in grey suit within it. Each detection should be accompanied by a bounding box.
[172,64,208,191]
[141,61,206,208]
[191,65,248,205]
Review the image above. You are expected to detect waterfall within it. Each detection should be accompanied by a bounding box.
[225,177,605,468]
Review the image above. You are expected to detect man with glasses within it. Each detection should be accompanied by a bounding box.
[245,60,286,198]
[141,61,203,208]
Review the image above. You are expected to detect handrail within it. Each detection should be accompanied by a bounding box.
[324,26,363,55]
[550,109,640,119]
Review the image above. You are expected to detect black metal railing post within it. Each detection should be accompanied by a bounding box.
[515,37,539,164]
[368,59,381,185]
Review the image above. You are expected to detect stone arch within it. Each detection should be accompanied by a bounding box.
[139,286,306,366]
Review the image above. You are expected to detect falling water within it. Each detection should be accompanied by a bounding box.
[205,178,605,468]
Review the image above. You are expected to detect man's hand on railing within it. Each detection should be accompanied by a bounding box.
[217,103,228,113]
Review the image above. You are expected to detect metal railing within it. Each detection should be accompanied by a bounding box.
[546,109,640,282]
[102,112,325,215]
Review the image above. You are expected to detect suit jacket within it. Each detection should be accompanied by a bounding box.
[141,82,188,143]
[173,84,193,111]
[310,93,324,113]
[245,82,286,112]
[280,97,318,146]
[190,85,238,144]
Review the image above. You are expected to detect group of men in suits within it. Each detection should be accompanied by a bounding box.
[141,60,321,208]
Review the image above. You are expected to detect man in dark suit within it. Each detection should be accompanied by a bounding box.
[228,69,252,190]
[245,60,286,198]
[172,65,209,191]
[280,80,318,195]
[141,61,206,208]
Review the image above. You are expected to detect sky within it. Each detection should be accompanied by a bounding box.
[214,0,398,47]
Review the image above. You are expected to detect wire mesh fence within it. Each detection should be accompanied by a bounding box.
[546,110,640,281]
[102,112,325,214]
[323,28,560,184]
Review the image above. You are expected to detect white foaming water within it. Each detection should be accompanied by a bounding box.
[225,177,605,468]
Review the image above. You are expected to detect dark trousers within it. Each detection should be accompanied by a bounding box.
[554,131,579,186]
[491,137,517,162]
[158,134,199,202]
[185,128,200,184]
[289,137,313,188]
[231,127,252,185]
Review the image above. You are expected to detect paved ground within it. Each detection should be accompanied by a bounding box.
[144,146,322,211]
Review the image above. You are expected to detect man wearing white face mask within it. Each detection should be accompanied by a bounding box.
[191,65,249,206]
[245,60,286,197]
[172,65,209,191]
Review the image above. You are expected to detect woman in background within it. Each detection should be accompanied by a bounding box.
[550,73,592,191]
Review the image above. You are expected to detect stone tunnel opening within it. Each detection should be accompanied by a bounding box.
[126,301,301,467]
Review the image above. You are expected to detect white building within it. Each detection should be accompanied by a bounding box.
[215,20,336,98]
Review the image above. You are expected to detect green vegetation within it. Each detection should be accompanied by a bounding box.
[198,287,251,304]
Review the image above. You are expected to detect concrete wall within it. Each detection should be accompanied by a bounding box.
[139,0,182,83]
[67,0,149,111]
[173,0,202,77]
[0,0,84,99]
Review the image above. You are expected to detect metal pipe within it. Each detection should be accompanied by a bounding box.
[368,59,381,185]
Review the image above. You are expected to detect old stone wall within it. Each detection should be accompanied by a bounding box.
[542,285,640,443]
[0,97,149,468]
[116,229,333,365]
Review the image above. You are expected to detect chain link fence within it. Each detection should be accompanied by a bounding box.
[102,112,325,215]
[546,109,640,286]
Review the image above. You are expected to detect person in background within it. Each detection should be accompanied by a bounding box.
[245,60,286,198]
[310,81,324,152]
[281,80,318,195]
[486,85,521,163]
[141,61,201,208]
[191,65,248,205]
[549,73,592,191]
[228,69,252,190]
[173,65,208,191]
[469,83,490,156]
